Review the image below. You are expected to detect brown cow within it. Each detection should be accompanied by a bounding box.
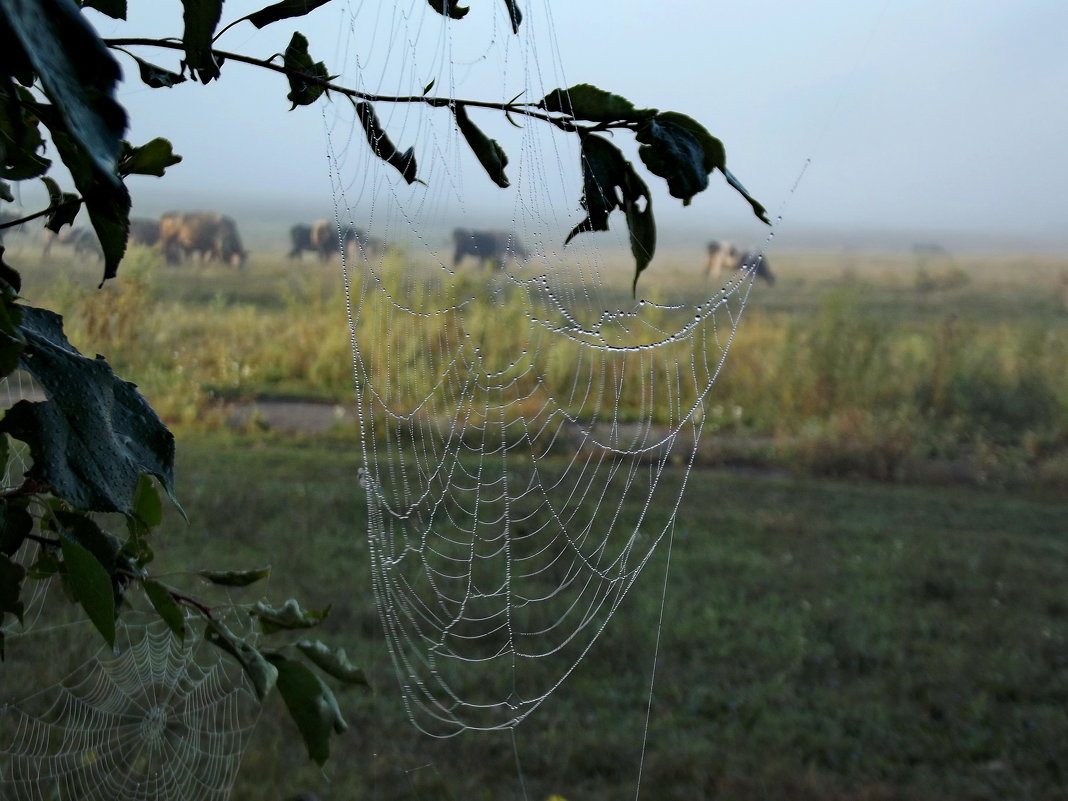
[160,211,246,267]
[306,219,378,261]
[704,240,774,285]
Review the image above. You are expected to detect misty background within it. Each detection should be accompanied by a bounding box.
[9,0,1067,253]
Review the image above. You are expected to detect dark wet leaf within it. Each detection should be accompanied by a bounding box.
[252,598,329,634]
[40,176,80,233]
[266,653,347,765]
[297,639,369,686]
[653,111,725,174]
[131,56,186,89]
[354,102,419,184]
[426,0,468,19]
[565,133,655,292]
[453,103,509,188]
[144,579,186,638]
[205,618,278,699]
[247,0,333,28]
[500,0,521,33]
[283,31,332,108]
[118,138,182,177]
[636,115,708,205]
[0,306,178,516]
[540,83,651,122]
[180,0,224,82]
[422,78,436,95]
[198,566,271,587]
[78,0,126,19]
[0,181,12,203]
[2,0,127,179]
[60,533,116,648]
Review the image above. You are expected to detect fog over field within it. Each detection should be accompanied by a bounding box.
[6,0,1066,254]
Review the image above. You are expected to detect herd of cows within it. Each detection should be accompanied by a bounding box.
[1,207,774,284]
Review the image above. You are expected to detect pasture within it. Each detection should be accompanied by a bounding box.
[1,231,1067,799]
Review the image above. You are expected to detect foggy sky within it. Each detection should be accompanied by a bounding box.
[68,1,1068,250]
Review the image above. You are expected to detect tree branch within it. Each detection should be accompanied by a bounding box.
[0,198,84,231]
[102,38,615,134]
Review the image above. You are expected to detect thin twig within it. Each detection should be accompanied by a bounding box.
[0,198,83,231]
[102,37,618,134]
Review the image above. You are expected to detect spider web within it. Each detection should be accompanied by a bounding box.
[0,620,260,801]
[323,0,766,737]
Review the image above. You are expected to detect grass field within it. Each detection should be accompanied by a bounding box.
[137,434,1068,801]
[2,238,1067,799]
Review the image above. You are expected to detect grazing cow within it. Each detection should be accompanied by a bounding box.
[160,211,246,267]
[302,219,380,261]
[288,224,314,259]
[452,228,528,270]
[128,217,161,248]
[704,240,774,285]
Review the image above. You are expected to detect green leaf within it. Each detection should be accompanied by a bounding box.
[247,0,333,28]
[2,0,127,180]
[653,111,725,174]
[282,32,332,109]
[354,102,420,184]
[0,306,178,516]
[422,78,435,95]
[198,566,271,587]
[252,598,329,634]
[131,56,186,89]
[52,510,122,573]
[143,579,185,639]
[266,653,347,765]
[39,176,80,234]
[204,619,278,699]
[636,115,709,205]
[500,0,521,33]
[426,0,468,20]
[117,138,183,178]
[296,639,369,686]
[180,0,225,83]
[0,502,34,557]
[27,548,59,580]
[60,533,116,648]
[540,84,650,122]
[453,103,509,188]
[78,0,127,19]
[39,109,130,282]
[131,473,163,528]
[0,553,26,626]
[723,167,771,225]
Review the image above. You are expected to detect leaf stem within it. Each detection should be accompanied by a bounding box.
[0,198,84,231]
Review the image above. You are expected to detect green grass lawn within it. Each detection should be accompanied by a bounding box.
[120,433,1068,801]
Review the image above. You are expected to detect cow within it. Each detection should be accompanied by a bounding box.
[160,211,246,267]
[288,224,314,259]
[307,220,381,261]
[704,240,774,285]
[128,217,161,248]
[452,228,528,270]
